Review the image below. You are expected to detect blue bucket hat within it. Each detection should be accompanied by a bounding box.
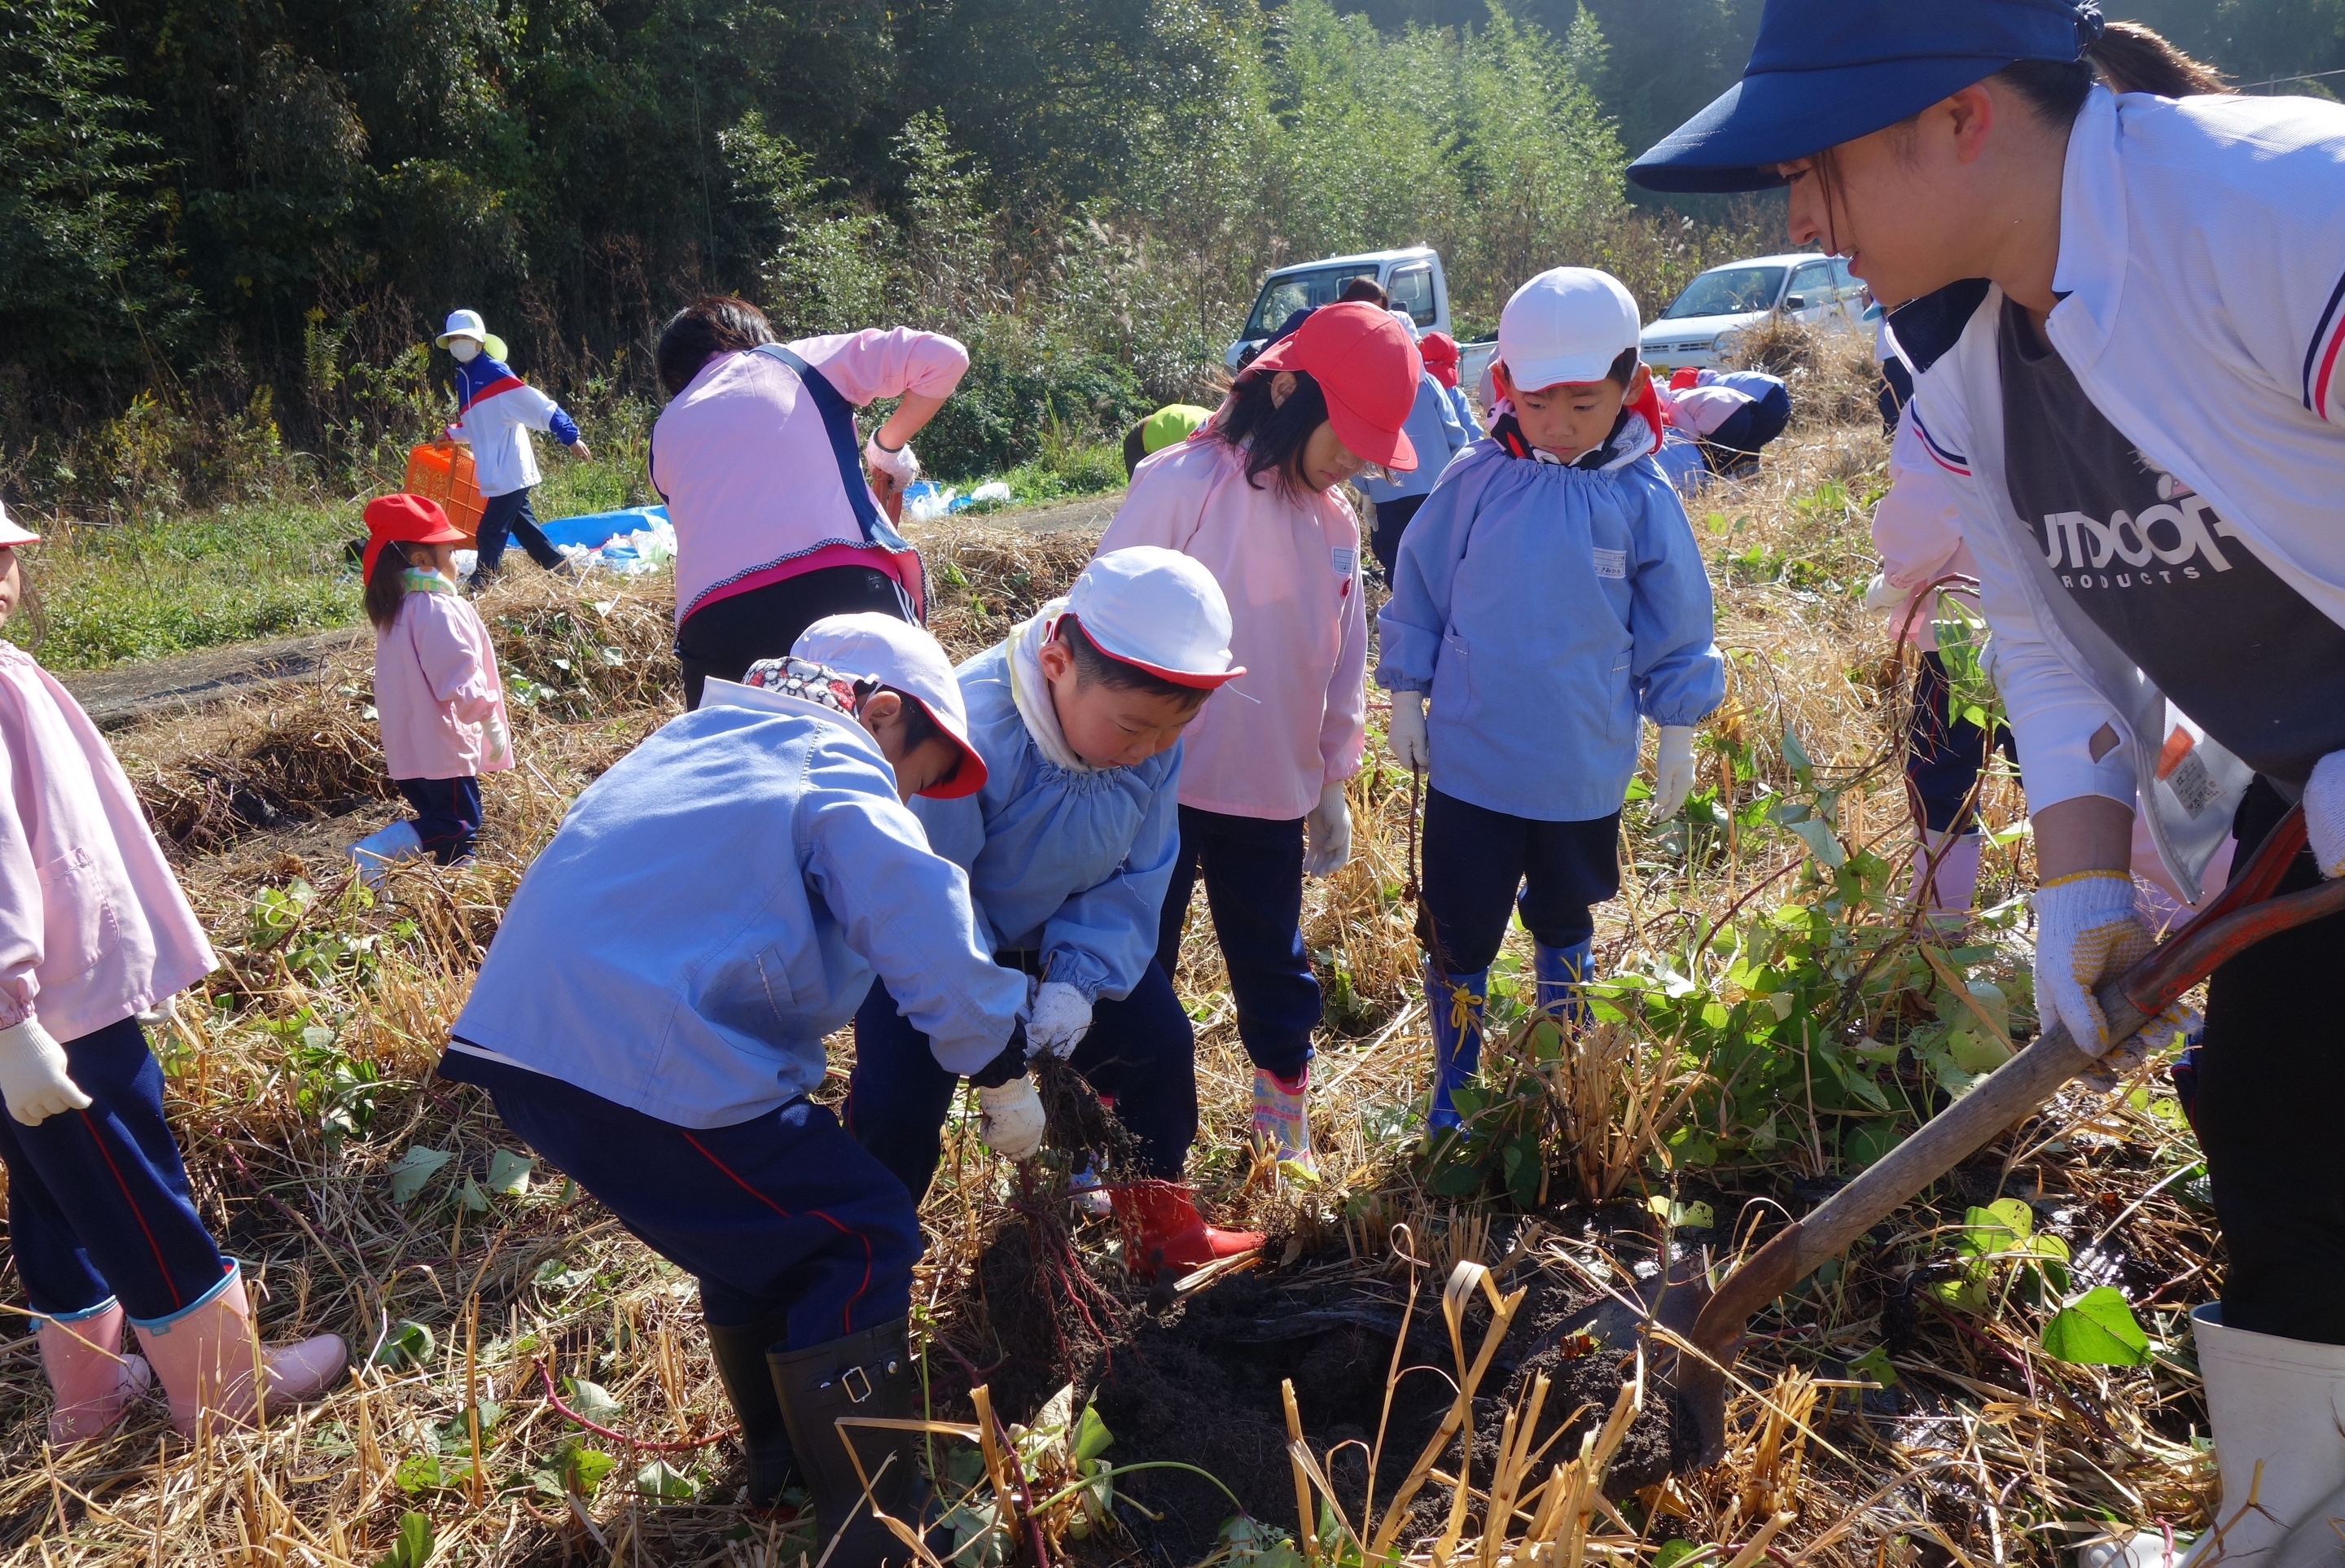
[1628,0,2105,193]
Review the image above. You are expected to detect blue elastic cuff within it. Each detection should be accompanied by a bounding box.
[38,1294,121,1325]
[125,1260,239,1333]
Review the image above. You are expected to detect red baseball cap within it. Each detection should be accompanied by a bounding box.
[1418,331,1462,390]
[1247,301,1422,471]
[362,493,467,580]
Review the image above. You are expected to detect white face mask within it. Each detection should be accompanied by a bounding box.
[449,339,481,363]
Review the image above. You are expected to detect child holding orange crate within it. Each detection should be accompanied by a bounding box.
[348,494,514,883]
[435,309,591,587]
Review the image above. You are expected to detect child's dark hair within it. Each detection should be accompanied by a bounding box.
[365,542,419,631]
[1059,617,1210,707]
[1339,278,1389,308]
[1216,368,1330,493]
[854,681,958,782]
[1504,345,1639,392]
[656,296,776,397]
[1997,22,2229,122]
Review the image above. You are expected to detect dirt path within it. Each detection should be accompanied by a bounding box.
[58,493,1120,732]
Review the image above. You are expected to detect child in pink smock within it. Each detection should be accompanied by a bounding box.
[347,493,513,885]
[1095,301,1422,1174]
[0,501,345,1445]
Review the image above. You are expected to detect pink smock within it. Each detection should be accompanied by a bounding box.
[1096,436,1367,821]
[374,583,511,781]
[0,643,216,1041]
[648,329,971,626]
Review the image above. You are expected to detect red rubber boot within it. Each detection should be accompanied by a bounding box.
[1113,1181,1264,1280]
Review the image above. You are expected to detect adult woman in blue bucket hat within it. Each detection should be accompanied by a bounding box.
[1633,8,2345,1565]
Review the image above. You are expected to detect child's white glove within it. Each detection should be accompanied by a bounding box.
[481,712,513,771]
[2308,750,2345,880]
[1304,780,1352,877]
[1026,981,1093,1059]
[1650,725,1698,821]
[978,1075,1046,1161]
[1386,690,1431,771]
[0,1017,91,1126]
[1862,572,1903,620]
[864,434,920,486]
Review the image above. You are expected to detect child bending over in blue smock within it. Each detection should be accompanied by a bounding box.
[439,615,1026,1563]
[1379,269,1725,1129]
[849,547,1263,1276]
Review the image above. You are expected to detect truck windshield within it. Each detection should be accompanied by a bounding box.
[1243,265,1381,339]
[1661,266,1786,320]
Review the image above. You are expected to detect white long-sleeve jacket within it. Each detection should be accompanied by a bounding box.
[1900,85,2345,901]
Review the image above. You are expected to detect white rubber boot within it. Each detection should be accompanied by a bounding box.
[347,820,425,889]
[2080,1304,2345,1568]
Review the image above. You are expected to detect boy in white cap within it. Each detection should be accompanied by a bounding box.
[848,546,1264,1277]
[434,309,592,586]
[1378,268,1724,1128]
[439,613,1027,1561]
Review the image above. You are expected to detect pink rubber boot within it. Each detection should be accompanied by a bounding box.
[133,1264,348,1438]
[1908,830,1983,931]
[38,1302,153,1446]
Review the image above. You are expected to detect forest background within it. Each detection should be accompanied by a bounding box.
[3,0,2338,515]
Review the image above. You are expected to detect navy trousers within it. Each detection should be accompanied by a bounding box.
[396,775,484,862]
[1156,805,1317,1079]
[474,487,565,575]
[0,1015,230,1322]
[1904,651,2017,834]
[1706,381,1791,460]
[1420,788,1620,975]
[849,959,1198,1202]
[441,1051,918,1341]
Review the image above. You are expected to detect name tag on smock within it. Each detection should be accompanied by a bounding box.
[1331,546,1357,577]
[1591,548,1627,580]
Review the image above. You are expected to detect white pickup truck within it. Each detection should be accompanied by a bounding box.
[1225,246,1454,369]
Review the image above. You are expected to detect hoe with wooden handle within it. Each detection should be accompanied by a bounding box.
[1650,805,2345,1472]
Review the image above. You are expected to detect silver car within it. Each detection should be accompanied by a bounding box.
[1639,252,1868,371]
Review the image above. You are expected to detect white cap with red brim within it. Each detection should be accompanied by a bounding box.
[0,501,40,546]
[1497,268,1642,392]
[1050,546,1246,690]
[791,612,988,799]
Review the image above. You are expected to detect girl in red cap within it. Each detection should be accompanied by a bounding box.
[1097,300,1423,1175]
[0,501,348,1445]
[348,493,514,883]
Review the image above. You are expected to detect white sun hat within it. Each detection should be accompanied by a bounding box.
[435,309,489,348]
[1050,545,1245,689]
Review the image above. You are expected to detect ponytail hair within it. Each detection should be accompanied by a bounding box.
[1997,21,2231,123]
[365,541,414,632]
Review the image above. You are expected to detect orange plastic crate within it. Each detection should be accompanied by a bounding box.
[401,442,485,541]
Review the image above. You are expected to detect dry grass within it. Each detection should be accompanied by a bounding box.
[0,449,2215,1568]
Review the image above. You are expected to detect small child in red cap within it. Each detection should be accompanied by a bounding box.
[348,493,514,883]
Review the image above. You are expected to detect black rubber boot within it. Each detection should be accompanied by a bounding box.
[767,1316,924,1568]
[704,1305,797,1509]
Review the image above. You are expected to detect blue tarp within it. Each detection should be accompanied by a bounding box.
[538,505,668,551]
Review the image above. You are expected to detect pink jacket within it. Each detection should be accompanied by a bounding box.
[0,644,215,1041]
[648,329,971,626]
[1097,437,1368,820]
[1874,414,1979,655]
[375,581,511,781]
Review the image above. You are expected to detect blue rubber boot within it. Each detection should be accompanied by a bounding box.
[1427,966,1488,1131]
[1533,940,1593,1027]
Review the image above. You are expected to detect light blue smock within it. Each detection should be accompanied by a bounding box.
[451,687,1026,1128]
[911,643,1181,1003]
[1358,372,1471,503]
[1375,441,1726,821]
[1445,384,1482,439]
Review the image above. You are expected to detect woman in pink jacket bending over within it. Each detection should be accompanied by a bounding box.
[347,494,514,884]
[648,297,971,709]
[0,502,345,1446]
[1097,301,1422,1175]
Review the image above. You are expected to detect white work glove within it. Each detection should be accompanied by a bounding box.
[1650,725,1698,821]
[1386,690,1431,771]
[1862,572,1902,620]
[863,433,919,486]
[1026,980,1092,1060]
[978,1075,1046,1161]
[1304,779,1352,877]
[2308,751,2345,880]
[0,1017,91,1126]
[481,712,513,771]
[2032,871,2162,1056]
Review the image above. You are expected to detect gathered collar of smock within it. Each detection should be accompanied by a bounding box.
[1006,604,1102,778]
